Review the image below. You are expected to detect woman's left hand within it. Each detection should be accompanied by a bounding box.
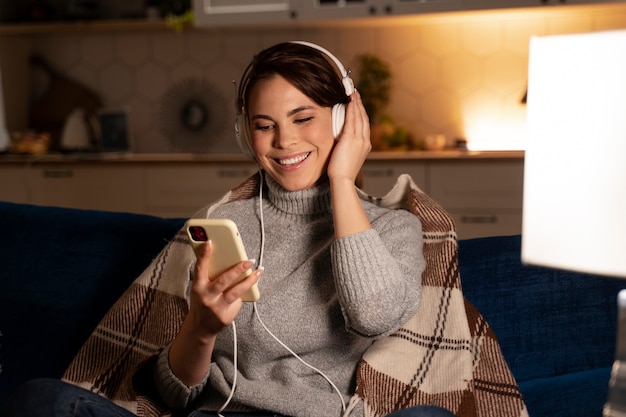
[327,90,371,185]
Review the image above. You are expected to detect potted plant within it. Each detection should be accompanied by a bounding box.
[354,54,410,150]
[354,53,391,125]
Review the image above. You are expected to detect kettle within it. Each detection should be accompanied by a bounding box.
[59,107,93,151]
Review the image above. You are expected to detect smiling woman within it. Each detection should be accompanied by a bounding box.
[148,41,430,417]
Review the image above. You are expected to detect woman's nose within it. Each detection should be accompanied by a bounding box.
[273,126,297,149]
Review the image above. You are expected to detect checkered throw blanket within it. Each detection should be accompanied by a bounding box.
[63,173,528,417]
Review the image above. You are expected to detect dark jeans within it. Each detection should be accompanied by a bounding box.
[0,379,456,417]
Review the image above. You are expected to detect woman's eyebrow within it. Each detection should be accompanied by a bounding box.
[251,114,273,122]
[251,105,316,121]
[287,105,315,117]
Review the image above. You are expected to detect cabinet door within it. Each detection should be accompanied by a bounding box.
[448,211,523,239]
[0,166,29,204]
[361,160,427,197]
[193,0,299,27]
[145,163,258,218]
[428,160,524,239]
[299,0,378,20]
[28,165,145,213]
[466,0,597,11]
[377,0,465,15]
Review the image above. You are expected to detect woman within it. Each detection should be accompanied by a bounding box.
[153,41,443,417]
[0,42,453,417]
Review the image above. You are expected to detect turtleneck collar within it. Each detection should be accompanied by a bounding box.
[264,173,332,217]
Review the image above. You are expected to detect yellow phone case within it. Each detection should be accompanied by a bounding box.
[185,218,260,302]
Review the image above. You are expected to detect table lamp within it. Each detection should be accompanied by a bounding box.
[522,29,626,416]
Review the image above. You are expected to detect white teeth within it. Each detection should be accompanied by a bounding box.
[278,153,309,165]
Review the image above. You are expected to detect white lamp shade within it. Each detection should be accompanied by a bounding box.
[522,29,626,278]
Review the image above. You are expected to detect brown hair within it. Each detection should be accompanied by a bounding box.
[237,42,350,116]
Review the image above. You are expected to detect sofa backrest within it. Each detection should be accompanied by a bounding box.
[459,234,626,383]
[0,201,184,406]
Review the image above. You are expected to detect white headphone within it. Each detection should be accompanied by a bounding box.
[234,41,355,159]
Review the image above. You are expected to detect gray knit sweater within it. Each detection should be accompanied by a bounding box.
[154,175,425,417]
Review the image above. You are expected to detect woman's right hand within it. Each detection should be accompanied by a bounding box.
[189,241,261,336]
[168,241,262,386]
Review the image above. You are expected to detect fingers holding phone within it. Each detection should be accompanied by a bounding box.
[194,241,261,305]
[185,243,259,338]
[184,219,262,337]
[186,219,261,303]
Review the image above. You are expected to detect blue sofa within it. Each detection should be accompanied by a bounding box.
[0,200,623,417]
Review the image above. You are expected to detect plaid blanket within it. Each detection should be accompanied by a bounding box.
[63,173,527,417]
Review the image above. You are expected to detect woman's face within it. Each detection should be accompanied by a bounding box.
[247,75,335,191]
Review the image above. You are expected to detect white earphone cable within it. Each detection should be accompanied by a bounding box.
[217,171,346,415]
[216,170,265,416]
[257,170,266,268]
[217,321,237,417]
[254,170,345,412]
[252,302,347,412]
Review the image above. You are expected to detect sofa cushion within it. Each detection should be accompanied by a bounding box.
[0,201,184,405]
[519,367,611,417]
[458,234,625,409]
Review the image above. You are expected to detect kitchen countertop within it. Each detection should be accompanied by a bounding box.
[0,150,524,164]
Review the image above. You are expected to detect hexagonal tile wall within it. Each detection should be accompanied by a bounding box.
[21,4,626,152]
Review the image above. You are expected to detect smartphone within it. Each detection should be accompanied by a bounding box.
[184,218,260,302]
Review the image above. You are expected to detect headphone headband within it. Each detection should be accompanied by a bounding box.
[288,41,354,95]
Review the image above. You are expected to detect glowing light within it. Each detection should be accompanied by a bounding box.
[464,118,527,151]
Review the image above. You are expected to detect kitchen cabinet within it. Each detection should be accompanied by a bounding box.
[0,0,619,34]
[361,158,524,239]
[0,166,28,204]
[191,0,299,27]
[145,162,257,218]
[361,160,428,196]
[190,0,615,28]
[0,152,523,238]
[191,0,398,27]
[428,160,524,239]
[376,0,465,15]
[0,157,258,217]
[371,0,616,15]
[298,1,379,21]
[468,0,614,10]
[27,164,145,213]
[191,0,469,27]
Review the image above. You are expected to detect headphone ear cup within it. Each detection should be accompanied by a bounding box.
[331,103,346,139]
[235,115,255,159]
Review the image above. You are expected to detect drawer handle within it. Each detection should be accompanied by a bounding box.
[363,169,394,177]
[460,215,497,224]
[217,169,252,178]
[43,169,74,178]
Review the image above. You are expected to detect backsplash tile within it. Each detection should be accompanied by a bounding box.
[9,3,626,152]
[115,34,149,67]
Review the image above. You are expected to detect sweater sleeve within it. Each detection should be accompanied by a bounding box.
[152,261,211,411]
[330,208,424,338]
[153,343,210,410]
